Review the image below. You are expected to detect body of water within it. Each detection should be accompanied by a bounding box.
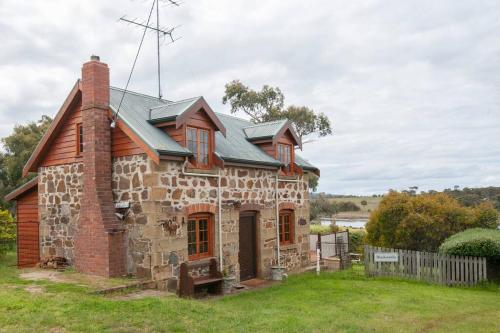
[321,218,368,229]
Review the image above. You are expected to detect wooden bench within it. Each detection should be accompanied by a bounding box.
[178,258,223,298]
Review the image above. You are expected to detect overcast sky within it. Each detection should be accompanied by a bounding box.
[1,0,500,194]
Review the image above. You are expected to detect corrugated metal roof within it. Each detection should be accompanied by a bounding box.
[243,119,288,140]
[109,87,318,172]
[109,87,191,156]
[215,114,282,166]
[149,96,201,123]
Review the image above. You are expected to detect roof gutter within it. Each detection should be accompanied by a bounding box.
[221,156,282,168]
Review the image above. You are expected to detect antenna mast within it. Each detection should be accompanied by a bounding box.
[120,0,181,100]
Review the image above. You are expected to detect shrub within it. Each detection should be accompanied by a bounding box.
[0,210,16,257]
[439,228,500,258]
[366,191,498,252]
[349,229,366,253]
[310,224,339,235]
[310,195,338,221]
[337,201,361,212]
[440,228,500,281]
[360,200,368,206]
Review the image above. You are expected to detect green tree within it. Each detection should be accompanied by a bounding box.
[366,191,498,252]
[0,115,52,209]
[308,174,319,192]
[222,80,332,139]
[0,209,15,256]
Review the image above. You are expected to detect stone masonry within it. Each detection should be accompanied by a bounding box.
[37,154,311,281]
[38,163,83,261]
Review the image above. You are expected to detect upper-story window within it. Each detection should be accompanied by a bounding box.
[277,143,293,173]
[76,123,83,155]
[187,127,210,167]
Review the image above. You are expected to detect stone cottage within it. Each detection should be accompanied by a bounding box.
[6,56,319,283]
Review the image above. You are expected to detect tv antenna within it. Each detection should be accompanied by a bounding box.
[119,0,182,100]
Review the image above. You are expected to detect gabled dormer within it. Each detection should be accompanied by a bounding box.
[243,120,302,175]
[148,97,226,169]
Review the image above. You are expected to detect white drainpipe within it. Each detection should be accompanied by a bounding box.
[181,159,224,272]
[275,172,302,269]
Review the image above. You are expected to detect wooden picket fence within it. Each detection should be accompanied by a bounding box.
[364,245,487,286]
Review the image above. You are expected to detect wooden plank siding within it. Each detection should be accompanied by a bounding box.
[16,189,39,268]
[40,103,145,167]
[111,126,144,157]
[159,109,216,149]
[41,101,82,167]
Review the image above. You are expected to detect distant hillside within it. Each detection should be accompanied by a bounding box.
[440,187,500,210]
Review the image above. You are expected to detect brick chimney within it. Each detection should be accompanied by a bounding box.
[74,55,127,277]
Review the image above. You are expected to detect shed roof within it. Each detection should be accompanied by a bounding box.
[5,176,38,202]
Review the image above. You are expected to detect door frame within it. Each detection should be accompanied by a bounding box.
[239,210,259,281]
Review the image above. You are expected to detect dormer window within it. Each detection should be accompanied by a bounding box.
[277,143,291,165]
[187,126,211,167]
[277,143,293,173]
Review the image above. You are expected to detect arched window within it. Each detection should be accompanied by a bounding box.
[279,209,294,245]
[187,213,213,260]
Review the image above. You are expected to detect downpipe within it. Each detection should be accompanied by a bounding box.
[275,173,302,271]
[181,159,224,272]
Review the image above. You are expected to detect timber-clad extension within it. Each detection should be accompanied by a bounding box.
[7,56,319,284]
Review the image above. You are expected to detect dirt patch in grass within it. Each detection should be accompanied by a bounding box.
[24,285,45,294]
[19,269,139,290]
[111,289,173,300]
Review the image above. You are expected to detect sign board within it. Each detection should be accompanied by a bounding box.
[374,252,399,262]
[115,201,130,209]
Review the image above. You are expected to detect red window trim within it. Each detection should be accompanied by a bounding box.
[187,213,214,261]
[279,209,294,245]
[76,123,83,156]
[186,126,212,169]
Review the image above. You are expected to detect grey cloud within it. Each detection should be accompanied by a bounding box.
[1,0,500,194]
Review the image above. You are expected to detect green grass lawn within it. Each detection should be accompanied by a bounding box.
[1,252,499,333]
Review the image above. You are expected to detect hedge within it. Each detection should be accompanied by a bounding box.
[439,228,500,258]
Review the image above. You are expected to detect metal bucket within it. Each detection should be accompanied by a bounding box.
[270,266,285,281]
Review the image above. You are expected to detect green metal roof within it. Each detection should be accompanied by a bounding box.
[110,87,191,156]
[148,96,201,123]
[109,87,318,172]
[243,119,288,140]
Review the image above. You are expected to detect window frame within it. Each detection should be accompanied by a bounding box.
[187,213,214,261]
[278,209,294,245]
[76,123,83,156]
[277,143,294,174]
[186,126,212,168]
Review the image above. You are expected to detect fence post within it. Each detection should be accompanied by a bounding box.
[364,245,369,277]
[317,234,322,260]
[316,248,321,275]
[416,251,421,281]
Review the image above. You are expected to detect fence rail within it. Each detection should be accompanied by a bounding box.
[365,245,487,286]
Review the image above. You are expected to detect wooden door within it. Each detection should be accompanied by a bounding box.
[16,190,39,268]
[239,213,257,281]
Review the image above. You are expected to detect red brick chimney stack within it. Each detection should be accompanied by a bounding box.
[74,55,127,277]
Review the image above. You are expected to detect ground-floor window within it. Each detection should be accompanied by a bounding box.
[188,213,213,260]
[279,210,294,245]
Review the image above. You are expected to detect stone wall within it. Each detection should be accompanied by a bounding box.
[37,154,311,280]
[38,163,83,262]
[112,155,311,281]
